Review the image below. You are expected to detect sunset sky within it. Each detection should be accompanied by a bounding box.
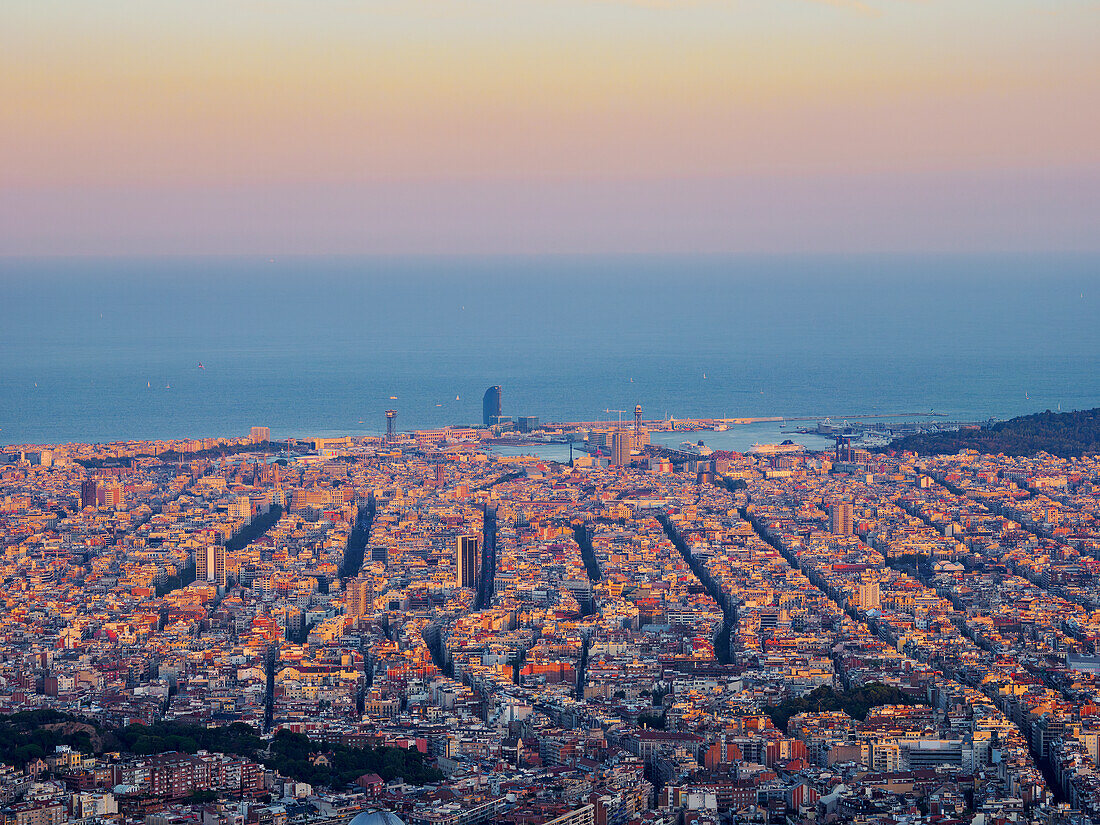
[2,0,1098,255]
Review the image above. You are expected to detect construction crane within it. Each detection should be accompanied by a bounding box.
[604,408,628,430]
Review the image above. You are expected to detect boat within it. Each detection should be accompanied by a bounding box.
[679,441,713,456]
[856,434,892,448]
[713,424,729,431]
[749,440,803,455]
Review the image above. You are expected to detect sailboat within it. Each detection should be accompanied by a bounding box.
[455,395,460,401]
[165,382,171,389]
[147,381,151,389]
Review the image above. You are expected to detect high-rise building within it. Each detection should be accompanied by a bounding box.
[588,429,613,450]
[250,426,271,444]
[80,479,98,510]
[456,535,480,589]
[517,415,539,432]
[611,430,631,466]
[197,544,227,587]
[346,577,373,618]
[856,579,880,610]
[835,435,853,463]
[830,503,854,536]
[483,386,502,427]
[284,606,303,639]
[103,483,125,509]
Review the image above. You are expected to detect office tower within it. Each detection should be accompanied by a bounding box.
[198,544,227,587]
[385,409,397,440]
[517,415,539,432]
[483,386,502,427]
[830,503,854,535]
[588,429,612,450]
[103,483,125,509]
[346,576,373,618]
[81,479,97,510]
[611,430,631,466]
[835,434,853,463]
[456,535,480,589]
[250,426,270,444]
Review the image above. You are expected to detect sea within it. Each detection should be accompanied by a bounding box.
[1,254,1098,448]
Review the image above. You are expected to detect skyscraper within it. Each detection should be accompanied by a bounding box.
[249,426,270,444]
[830,503,854,536]
[80,478,97,510]
[611,430,631,466]
[197,544,227,587]
[483,386,502,427]
[456,535,480,589]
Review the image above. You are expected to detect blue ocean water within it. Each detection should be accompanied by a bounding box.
[1,255,1097,446]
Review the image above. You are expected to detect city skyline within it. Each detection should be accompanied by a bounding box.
[4,414,1100,822]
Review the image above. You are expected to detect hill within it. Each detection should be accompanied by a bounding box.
[885,408,1100,458]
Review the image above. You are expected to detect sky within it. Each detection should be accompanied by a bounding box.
[1,0,1098,255]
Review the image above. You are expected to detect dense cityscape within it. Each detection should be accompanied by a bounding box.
[5,1,1094,825]
[2,400,1100,825]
